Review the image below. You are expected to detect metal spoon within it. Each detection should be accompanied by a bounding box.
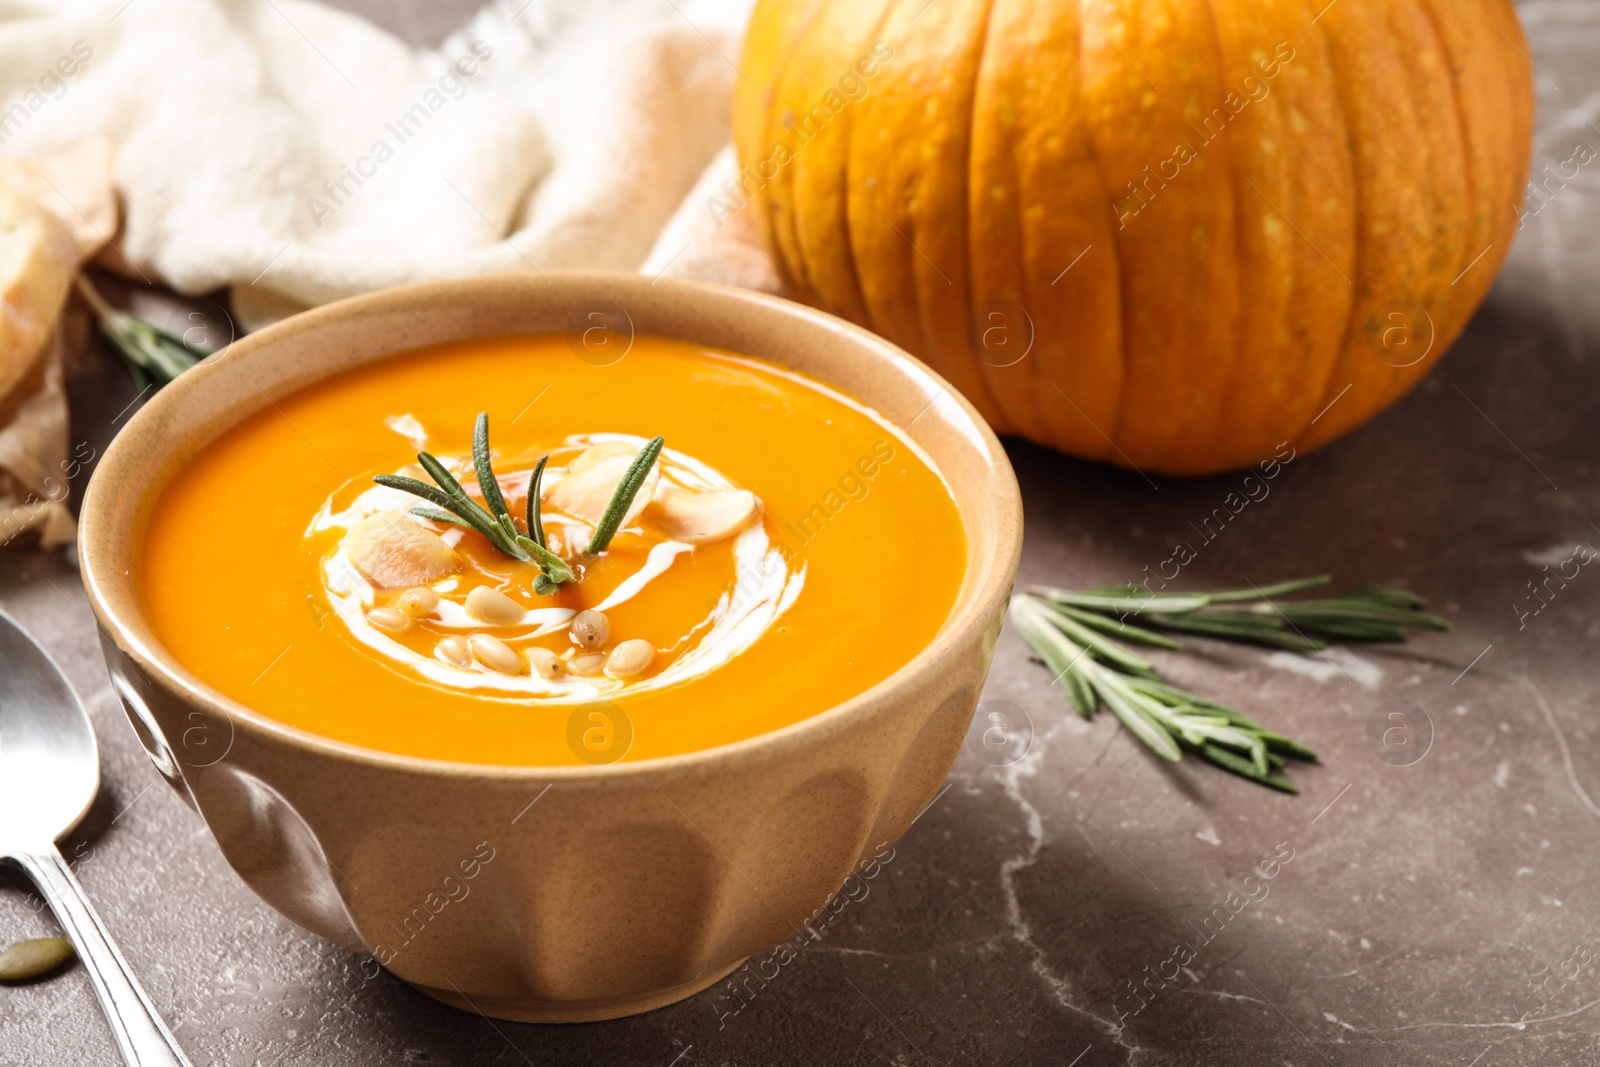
[0,610,194,1066]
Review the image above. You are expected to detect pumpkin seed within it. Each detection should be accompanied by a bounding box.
[435,635,473,669]
[569,609,609,649]
[606,638,654,678]
[0,937,75,981]
[366,606,411,633]
[565,651,607,677]
[527,646,562,681]
[396,586,439,618]
[465,586,525,625]
[469,634,524,675]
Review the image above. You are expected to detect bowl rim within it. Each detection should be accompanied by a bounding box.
[79,271,1023,783]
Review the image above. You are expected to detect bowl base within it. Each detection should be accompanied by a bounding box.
[405,956,749,1023]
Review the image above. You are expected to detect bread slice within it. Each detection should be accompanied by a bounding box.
[0,183,76,406]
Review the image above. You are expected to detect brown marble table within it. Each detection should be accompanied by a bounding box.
[3,2,1598,1064]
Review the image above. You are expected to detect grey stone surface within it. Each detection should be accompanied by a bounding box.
[3,2,1599,1064]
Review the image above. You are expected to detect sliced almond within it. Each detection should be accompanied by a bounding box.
[546,446,660,528]
[651,487,761,544]
[345,511,461,589]
[567,440,638,475]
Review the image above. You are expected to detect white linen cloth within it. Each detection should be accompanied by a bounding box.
[0,0,778,327]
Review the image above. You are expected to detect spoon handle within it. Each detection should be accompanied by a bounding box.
[13,846,195,1067]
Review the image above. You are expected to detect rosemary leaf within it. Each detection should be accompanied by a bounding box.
[76,275,207,388]
[472,412,517,539]
[373,474,469,515]
[1050,603,1184,650]
[1194,743,1298,793]
[525,455,550,549]
[588,436,664,554]
[1091,668,1183,762]
[409,505,470,527]
[1064,668,1097,720]
[1344,584,1430,610]
[416,453,498,531]
[380,464,529,562]
[1198,575,1331,604]
[1030,586,1211,615]
[1035,603,1161,678]
[514,535,574,584]
[1142,612,1329,651]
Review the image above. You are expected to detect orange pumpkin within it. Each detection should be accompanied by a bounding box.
[732,0,1533,474]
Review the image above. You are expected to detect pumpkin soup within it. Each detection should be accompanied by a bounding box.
[138,334,967,765]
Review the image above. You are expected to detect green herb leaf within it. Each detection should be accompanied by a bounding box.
[472,412,517,540]
[1008,574,1446,791]
[513,535,575,584]
[525,454,550,549]
[1049,603,1185,650]
[587,436,664,554]
[75,274,209,390]
[408,505,470,527]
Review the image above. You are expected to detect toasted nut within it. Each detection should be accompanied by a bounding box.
[652,487,761,544]
[570,609,610,649]
[345,511,461,589]
[565,651,607,677]
[465,586,525,624]
[527,647,562,681]
[397,586,439,617]
[0,937,74,982]
[606,638,655,679]
[547,445,660,527]
[469,634,524,674]
[435,635,473,669]
[366,606,411,633]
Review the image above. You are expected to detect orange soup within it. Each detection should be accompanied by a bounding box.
[139,335,966,765]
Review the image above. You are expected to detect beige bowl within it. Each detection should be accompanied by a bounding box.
[78,272,1023,1022]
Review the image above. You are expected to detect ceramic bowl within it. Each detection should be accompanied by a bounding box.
[78,272,1023,1022]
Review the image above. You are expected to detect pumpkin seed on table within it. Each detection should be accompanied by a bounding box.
[0,937,75,981]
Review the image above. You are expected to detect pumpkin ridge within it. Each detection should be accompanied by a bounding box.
[1390,0,1485,415]
[950,0,1017,434]
[1194,0,1249,466]
[1289,1,1367,451]
[1072,3,1133,458]
[797,0,897,333]
[1383,0,1472,412]
[762,0,837,302]
[1399,0,1475,417]
[1059,0,1128,461]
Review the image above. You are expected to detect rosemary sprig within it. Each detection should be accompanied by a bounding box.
[1012,577,1450,792]
[1031,575,1450,650]
[373,414,663,593]
[75,274,208,388]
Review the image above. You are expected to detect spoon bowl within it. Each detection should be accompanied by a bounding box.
[0,609,193,1066]
[0,612,99,850]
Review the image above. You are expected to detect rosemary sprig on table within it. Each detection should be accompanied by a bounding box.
[75,274,208,388]
[1012,577,1450,792]
[373,413,662,595]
